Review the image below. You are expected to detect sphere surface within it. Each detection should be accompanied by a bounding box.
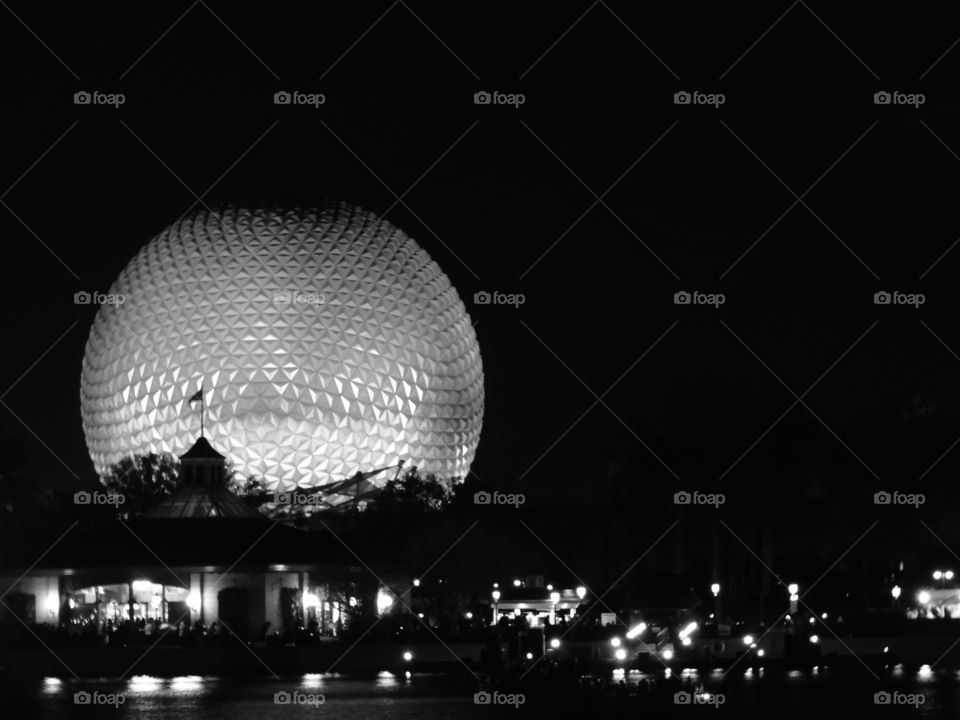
[81,203,484,494]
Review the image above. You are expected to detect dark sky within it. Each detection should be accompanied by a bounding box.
[3,2,960,505]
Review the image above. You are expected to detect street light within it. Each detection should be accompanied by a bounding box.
[710,583,720,596]
[575,586,586,600]
[933,570,954,588]
[891,585,901,600]
[549,591,560,624]
[491,589,501,626]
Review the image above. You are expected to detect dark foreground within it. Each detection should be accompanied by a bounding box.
[4,665,959,719]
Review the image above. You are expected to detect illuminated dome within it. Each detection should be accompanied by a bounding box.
[81,203,484,496]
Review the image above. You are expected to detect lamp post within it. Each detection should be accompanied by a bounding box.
[491,590,501,626]
[934,570,954,589]
[710,583,721,620]
[549,591,560,625]
[787,583,799,629]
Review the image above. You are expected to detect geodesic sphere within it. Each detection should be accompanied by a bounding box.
[80,203,484,494]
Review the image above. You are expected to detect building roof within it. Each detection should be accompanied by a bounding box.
[143,484,262,519]
[179,436,226,461]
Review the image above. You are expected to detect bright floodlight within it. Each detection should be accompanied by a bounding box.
[550,638,560,649]
[610,636,622,648]
[403,651,413,662]
[918,591,931,604]
[614,648,627,661]
[947,571,955,581]
[626,623,647,640]
[710,583,720,596]
[743,635,754,646]
[576,586,586,599]
[787,583,799,595]
[80,203,484,500]
[934,571,943,580]
[662,648,674,660]
[513,579,522,587]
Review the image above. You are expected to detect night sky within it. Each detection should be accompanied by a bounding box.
[4,2,960,514]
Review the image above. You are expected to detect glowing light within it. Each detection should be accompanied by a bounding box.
[678,622,698,640]
[710,583,720,596]
[610,636,622,648]
[757,649,765,657]
[934,571,943,580]
[743,635,754,646]
[491,590,501,602]
[662,648,674,660]
[43,677,62,687]
[626,623,647,639]
[919,591,931,604]
[789,594,799,603]
[187,592,201,612]
[128,676,162,692]
[412,579,420,587]
[948,571,956,581]
[513,579,522,587]
[549,591,560,603]
[919,664,933,679]
[550,638,560,649]
[303,593,321,609]
[891,585,901,599]
[376,590,394,614]
[80,203,484,499]
[809,635,819,644]
[808,617,816,625]
[170,676,203,693]
[787,583,799,595]
[348,596,357,608]
[884,646,889,653]
[404,671,411,679]
[525,652,533,660]
[576,586,587,600]
[402,651,413,662]
[132,580,152,593]
[681,637,692,646]
[614,648,627,661]
[465,612,473,619]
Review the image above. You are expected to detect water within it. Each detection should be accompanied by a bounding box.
[6,666,960,718]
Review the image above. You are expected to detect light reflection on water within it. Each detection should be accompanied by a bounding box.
[6,667,960,718]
